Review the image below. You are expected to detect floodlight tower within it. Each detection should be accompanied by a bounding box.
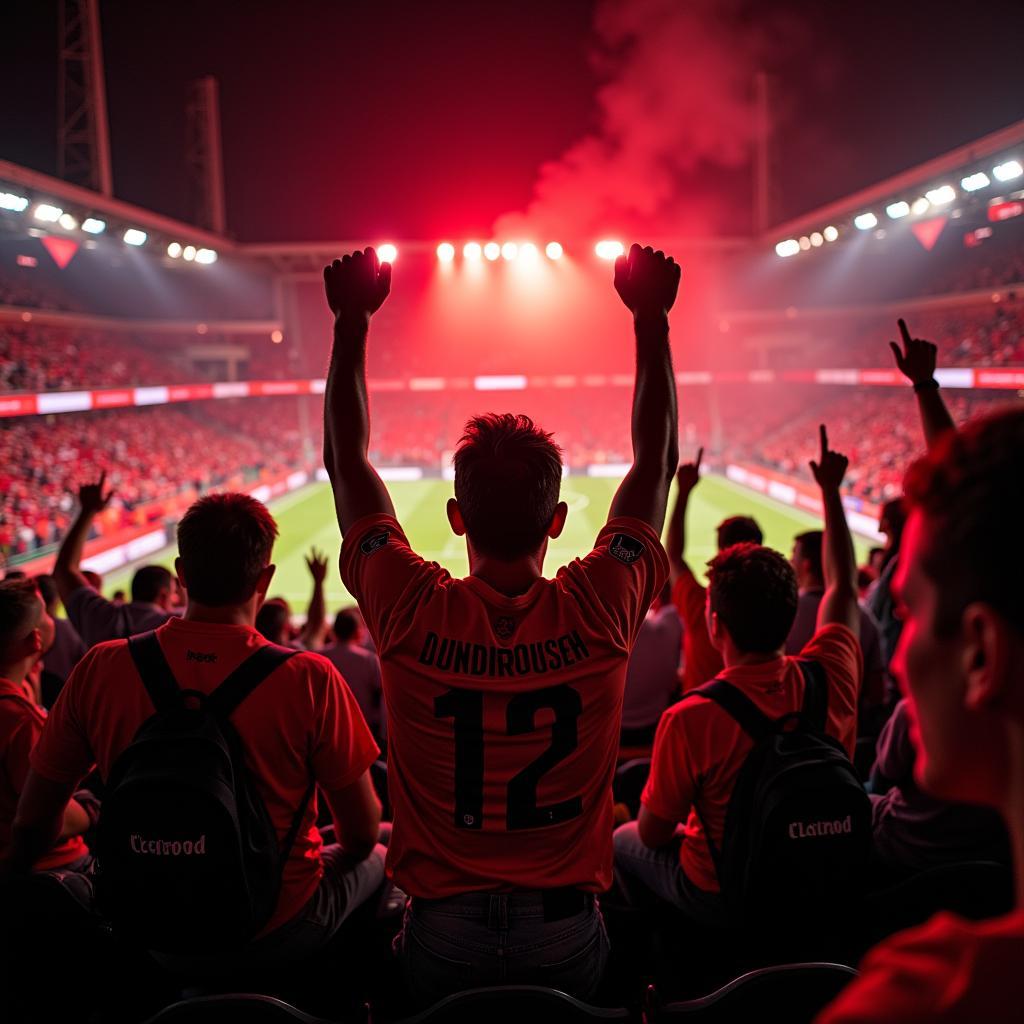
[185,76,228,234]
[57,0,114,196]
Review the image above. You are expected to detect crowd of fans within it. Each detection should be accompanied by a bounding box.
[0,246,1021,1024]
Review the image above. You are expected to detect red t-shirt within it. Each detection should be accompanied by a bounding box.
[0,677,88,870]
[671,567,723,692]
[30,618,378,935]
[340,513,668,898]
[641,624,861,893]
[817,908,1024,1023]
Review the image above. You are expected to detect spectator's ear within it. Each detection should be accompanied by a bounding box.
[255,564,276,600]
[446,498,466,537]
[547,501,569,540]
[174,557,187,594]
[961,602,1014,712]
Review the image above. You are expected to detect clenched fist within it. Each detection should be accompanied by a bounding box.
[324,247,392,324]
[614,244,681,320]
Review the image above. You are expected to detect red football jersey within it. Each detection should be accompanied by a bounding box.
[340,513,668,898]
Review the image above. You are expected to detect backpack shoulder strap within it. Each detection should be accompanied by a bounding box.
[683,678,774,742]
[207,643,299,719]
[128,630,182,713]
[797,659,829,731]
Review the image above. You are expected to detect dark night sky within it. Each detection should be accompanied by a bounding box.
[3,0,1023,242]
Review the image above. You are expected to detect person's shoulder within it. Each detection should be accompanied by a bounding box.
[800,621,859,659]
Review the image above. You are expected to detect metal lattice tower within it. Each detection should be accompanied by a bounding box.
[57,0,113,195]
[185,76,227,234]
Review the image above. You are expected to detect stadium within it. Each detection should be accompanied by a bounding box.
[1,2,1023,1022]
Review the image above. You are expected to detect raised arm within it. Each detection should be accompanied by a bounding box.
[53,474,112,607]
[608,245,681,533]
[664,450,702,581]
[889,318,955,452]
[322,248,397,536]
[810,425,860,634]
[298,548,329,649]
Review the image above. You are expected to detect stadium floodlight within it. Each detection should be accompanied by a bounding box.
[167,242,183,258]
[810,232,824,247]
[33,203,62,223]
[775,238,800,258]
[0,192,30,212]
[463,241,482,261]
[501,241,518,261]
[195,248,217,264]
[886,201,910,219]
[823,225,839,242]
[798,236,811,251]
[993,159,1023,182]
[57,213,77,230]
[911,197,931,216]
[545,241,563,260]
[376,243,398,263]
[271,329,283,344]
[81,217,105,234]
[483,241,501,261]
[123,228,147,246]
[925,185,956,207]
[595,239,625,260]
[519,241,539,260]
[961,171,990,192]
[853,212,877,230]
[436,242,455,263]
[182,245,197,261]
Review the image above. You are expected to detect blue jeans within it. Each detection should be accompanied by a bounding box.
[613,822,726,928]
[396,890,610,1007]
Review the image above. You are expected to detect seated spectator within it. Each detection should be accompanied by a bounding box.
[787,529,885,714]
[254,598,291,645]
[0,579,91,871]
[33,574,85,708]
[614,426,861,926]
[665,448,764,692]
[868,699,1009,875]
[621,583,683,745]
[319,608,384,740]
[323,245,678,1004]
[5,494,385,965]
[255,549,330,650]
[819,409,1024,1022]
[53,475,176,647]
[111,590,126,606]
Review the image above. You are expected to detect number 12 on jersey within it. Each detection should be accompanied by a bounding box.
[434,683,584,831]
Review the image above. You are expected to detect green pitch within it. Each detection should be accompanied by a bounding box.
[104,476,872,611]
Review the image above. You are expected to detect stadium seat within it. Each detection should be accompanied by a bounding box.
[391,985,632,1023]
[644,963,858,1022]
[141,992,364,1023]
[612,757,651,819]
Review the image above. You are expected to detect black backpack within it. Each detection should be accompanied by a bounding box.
[96,630,312,954]
[683,660,870,920]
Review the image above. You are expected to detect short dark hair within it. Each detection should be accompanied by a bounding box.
[176,493,278,606]
[707,543,798,653]
[0,578,42,660]
[453,414,563,561]
[82,570,103,590]
[794,530,824,583]
[717,516,763,550]
[255,599,289,643]
[879,498,907,539]
[131,564,174,603]
[333,608,360,642]
[34,574,58,608]
[904,407,1024,637]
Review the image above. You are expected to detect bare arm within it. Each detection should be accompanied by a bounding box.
[608,245,681,533]
[637,804,679,849]
[298,548,329,649]
[322,771,382,862]
[890,318,955,452]
[664,451,702,581]
[4,770,78,874]
[811,425,860,634]
[53,474,113,607]
[322,249,397,537]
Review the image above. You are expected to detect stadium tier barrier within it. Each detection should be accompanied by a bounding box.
[2,365,1024,420]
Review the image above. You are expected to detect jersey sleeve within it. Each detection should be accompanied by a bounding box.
[339,514,448,655]
[309,657,380,792]
[29,647,98,785]
[799,623,862,758]
[640,702,696,824]
[560,517,670,651]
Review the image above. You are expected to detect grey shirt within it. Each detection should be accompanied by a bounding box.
[622,604,683,730]
[65,586,172,650]
[318,641,385,737]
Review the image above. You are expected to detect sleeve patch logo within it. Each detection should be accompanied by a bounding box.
[360,530,391,557]
[609,533,645,565]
